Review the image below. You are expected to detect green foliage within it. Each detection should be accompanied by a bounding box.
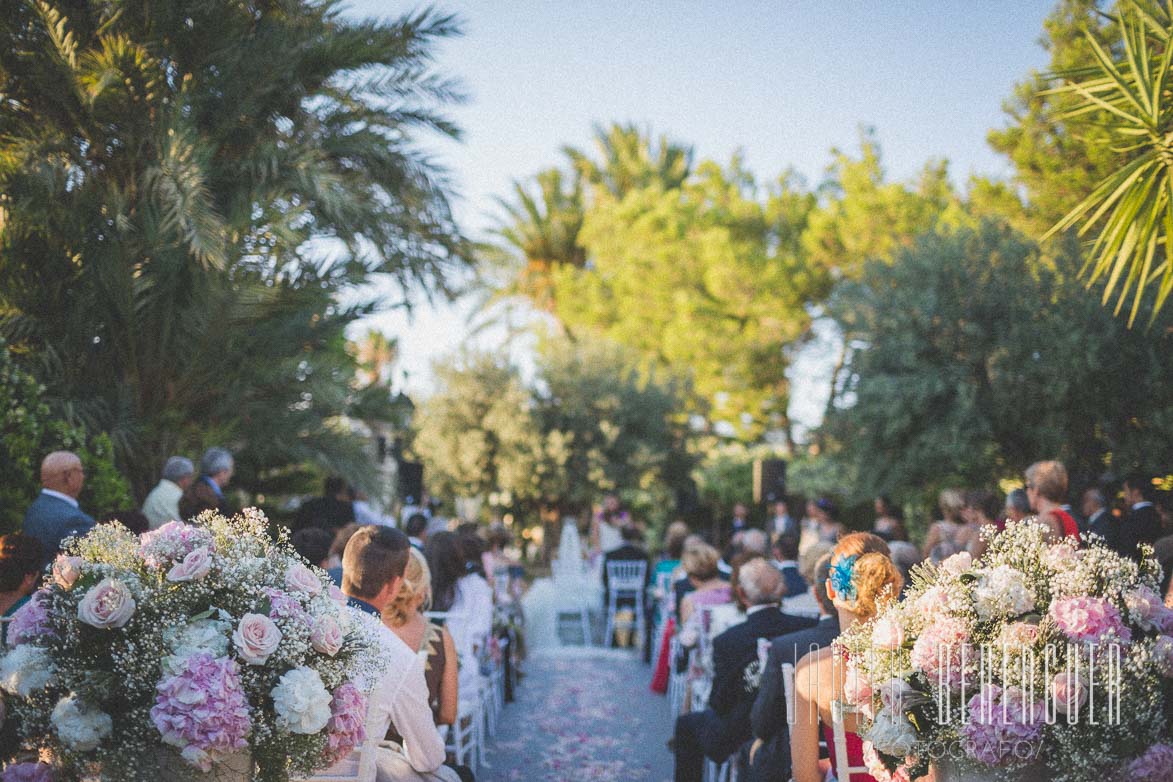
[1044,0,1173,323]
[412,338,694,527]
[825,220,1173,506]
[0,341,131,534]
[0,1,468,498]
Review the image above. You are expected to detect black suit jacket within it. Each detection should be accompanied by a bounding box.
[1118,504,1162,560]
[747,616,840,782]
[1087,508,1118,551]
[701,607,817,761]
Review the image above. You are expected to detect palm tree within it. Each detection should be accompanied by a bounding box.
[564,122,694,198]
[0,1,469,497]
[491,167,587,312]
[1044,0,1173,325]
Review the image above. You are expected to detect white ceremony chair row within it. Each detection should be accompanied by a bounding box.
[603,559,648,649]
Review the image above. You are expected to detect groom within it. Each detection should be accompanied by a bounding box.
[339,526,471,781]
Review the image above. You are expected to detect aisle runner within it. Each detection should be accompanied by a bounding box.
[483,648,672,782]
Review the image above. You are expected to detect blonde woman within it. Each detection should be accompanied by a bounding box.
[791,533,903,782]
[383,549,459,734]
[921,489,967,559]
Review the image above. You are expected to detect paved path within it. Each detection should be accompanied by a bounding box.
[481,647,673,782]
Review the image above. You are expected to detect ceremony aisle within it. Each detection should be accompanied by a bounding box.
[482,648,672,782]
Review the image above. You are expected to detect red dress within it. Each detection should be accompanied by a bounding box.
[1052,508,1080,541]
[823,724,877,782]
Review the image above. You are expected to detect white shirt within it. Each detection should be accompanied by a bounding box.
[447,574,494,662]
[141,479,183,529]
[354,500,396,527]
[349,617,446,779]
[1133,501,1154,511]
[41,489,79,508]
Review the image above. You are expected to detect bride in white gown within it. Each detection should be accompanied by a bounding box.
[522,517,601,649]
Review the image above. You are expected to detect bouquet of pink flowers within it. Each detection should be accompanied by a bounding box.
[0,509,389,781]
[837,520,1173,782]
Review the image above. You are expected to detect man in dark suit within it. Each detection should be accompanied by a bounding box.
[770,534,807,598]
[602,525,650,647]
[1082,487,1118,551]
[22,451,95,564]
[292,476,356,535]
[673,558,816,782]
[179,447,235,519]
[1119,473,1162,560]
[747,554,838,782]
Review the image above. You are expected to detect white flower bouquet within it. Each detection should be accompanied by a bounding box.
[1,509,388,782]
[836,519,1173,782]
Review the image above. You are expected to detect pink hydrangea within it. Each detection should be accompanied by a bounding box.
[1049,597,1132,645]
[139,521,213,569]
[263,588,312,628]
[1126,744,1173,782]
[7,590,54,647]
[1,762,55,782]
[910,616,973,691]
[961,685,1045,767]
[150,653,250,771]
[322,682,367,764]
[861,741,913,782]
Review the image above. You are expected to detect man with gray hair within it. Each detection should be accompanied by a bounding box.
[179,447,235,519]
[141,456,195,529]
[1083,486,1116,550]
[673,555,816,782]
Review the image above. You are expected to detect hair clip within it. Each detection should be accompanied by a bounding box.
[829,554,857,601]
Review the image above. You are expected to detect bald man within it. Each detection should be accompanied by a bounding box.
[22,451,95,563]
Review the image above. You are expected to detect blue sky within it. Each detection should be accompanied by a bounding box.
[344,0,1056,427]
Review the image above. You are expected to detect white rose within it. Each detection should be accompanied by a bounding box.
[285,562,323,596]
[77,578,136,629]
[0,645,56,696]
[864,707,919,757]
[973,565,1034,622]
[271,666,332,734]
[871,616,905,650]
[232,613,282,665]
[167,546,213,582]
[310,615,344,657]
[163,618,231,674]
[51,693,112,751]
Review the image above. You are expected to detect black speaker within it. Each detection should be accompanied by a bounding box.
[753,459,787,504]
[397,460,424,504]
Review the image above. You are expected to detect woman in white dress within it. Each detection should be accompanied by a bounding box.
[424,532,493,689]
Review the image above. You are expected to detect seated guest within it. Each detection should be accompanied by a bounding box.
[293,476,356,535]
[811,497,845,544]
[871,496,907,542]
[456,526,488,578]
[99,509,150,536]
[1,533,43,645]
[179,447,234,519]
[427,532,493,680]
[1083,487,1117,550]
[23,450,94,563]
[673,559,817,782]
[770,535,807,598]
[887,541,922,597]
[384,550,472,781]
[292,526,335,576]
[770,500,798,539]
[406,513,429,551]
[1004,488,1031,524]
[1024,461,1079,542]
[962,489,1002,559]
[678,541,733,626]
[655,521,691,582]
[603,525,652,648]
[791,534,902,782]
[141,456,194,529]
[1120,473,1163,560]
[748,554,840,782]
[336,526,463,782]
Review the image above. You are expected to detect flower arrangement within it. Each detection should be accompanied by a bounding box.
[837,520,1173,782]
[0,509,389,781]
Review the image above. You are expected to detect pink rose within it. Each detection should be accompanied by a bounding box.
[285,563,322,596]
[166,546,212,583]
[311,615,344,657]
[915,586,953,621]
[1125,586,1169,632]
[77,578,136,629]
[1050,671,1087,715]
[871,616,905,650]
[998,622,1039,647]
[940,551,972,577]
[842,661,873,708]
[1044,543,1079,570]
[232,613,282,664]
[1049,597,1131,644]
[327,584,347,607]
[52,555,84,590]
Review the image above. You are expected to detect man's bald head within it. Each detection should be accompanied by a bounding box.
[41,451,84,498]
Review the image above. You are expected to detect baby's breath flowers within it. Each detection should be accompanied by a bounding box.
[0,509,390,781]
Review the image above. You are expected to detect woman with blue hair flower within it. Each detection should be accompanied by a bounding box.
[791,533,903,782]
